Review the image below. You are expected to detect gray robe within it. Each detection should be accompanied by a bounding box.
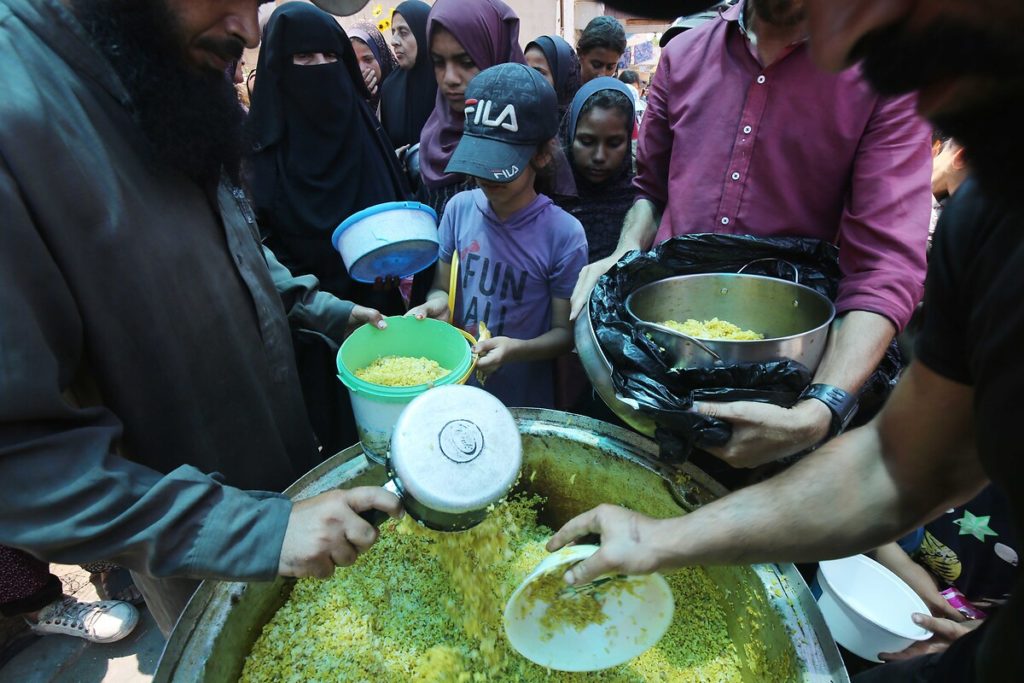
[0,0,353,625]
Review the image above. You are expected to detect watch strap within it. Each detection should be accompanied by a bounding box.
[799,383,858,439]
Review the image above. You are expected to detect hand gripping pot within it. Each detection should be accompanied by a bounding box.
[331,201,439,283]
[361,385,523,532]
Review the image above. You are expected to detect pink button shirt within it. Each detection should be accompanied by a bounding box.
[635,2,931,329]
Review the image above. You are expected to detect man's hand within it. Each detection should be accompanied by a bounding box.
[878,613,982,661]
[348,305,387,332]
[406,296,449,322]
[693,399,832,468]
[473,336,519,378]
[546,504,673,585]
[278,487,402,578]
[569,254,620,321]
[361,66,379,97]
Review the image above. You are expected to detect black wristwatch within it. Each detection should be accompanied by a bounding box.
[799,383,859,440]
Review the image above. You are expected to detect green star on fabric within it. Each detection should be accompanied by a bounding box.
[953,510,998,542]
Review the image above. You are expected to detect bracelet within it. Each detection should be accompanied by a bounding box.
[798,383,859,440]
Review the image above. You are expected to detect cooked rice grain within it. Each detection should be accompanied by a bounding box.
[354,355,450,386]
[659,318,764,341]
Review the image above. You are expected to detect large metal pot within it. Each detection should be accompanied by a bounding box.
[155,410,848,683]
[626,273,835,370]
[574,298,658,437]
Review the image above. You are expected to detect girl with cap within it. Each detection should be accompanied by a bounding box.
[417,0,526,219]
[379,1,437,149]
[408,63,589,410]
[524,35,582,122]
[349,22,398,115]
[555,77,637,263]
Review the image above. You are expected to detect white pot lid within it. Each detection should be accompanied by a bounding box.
[391,385,522,514]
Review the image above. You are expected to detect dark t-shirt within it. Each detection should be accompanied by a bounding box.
[914,177,1023,681]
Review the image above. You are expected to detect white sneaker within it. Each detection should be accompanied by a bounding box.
[28,596,140,643]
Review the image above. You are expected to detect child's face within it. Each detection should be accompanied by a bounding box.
[430,28,479,114]
[572,107,630,185]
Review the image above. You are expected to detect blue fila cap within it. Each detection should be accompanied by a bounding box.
[445,63,559,183]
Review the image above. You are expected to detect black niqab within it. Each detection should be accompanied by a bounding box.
[246,2,407,298]
[379,0,437,149]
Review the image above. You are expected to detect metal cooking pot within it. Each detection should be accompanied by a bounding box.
[155,410,848,682]
[361,384,522,532]
[574,298,657,437]
[626,273,835,370]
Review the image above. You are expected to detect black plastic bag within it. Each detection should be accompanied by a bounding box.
[591,234,904,462]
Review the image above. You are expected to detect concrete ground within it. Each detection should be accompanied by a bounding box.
[0,565,164,683]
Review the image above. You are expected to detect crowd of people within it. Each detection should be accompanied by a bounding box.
[0,0,1020,680]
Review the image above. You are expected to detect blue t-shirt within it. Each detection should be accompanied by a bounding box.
[438,189,588,408]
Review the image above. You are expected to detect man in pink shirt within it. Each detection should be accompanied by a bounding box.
[571,0,931,468]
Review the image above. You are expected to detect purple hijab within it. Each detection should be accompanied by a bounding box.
[418,0,526,189]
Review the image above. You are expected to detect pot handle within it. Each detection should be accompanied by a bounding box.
[737,258,800,284]
[358,479,402,528]
[636,321,722,362]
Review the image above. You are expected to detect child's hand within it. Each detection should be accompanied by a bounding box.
[473,336,518,377]
[406,297,449,321]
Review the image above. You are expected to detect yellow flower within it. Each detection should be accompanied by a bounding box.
[377,18,391,32]
[372,3,383,17]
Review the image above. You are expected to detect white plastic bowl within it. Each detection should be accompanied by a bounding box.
[816,554,932,662]
[331,201,438,283]
[503,545,674,672]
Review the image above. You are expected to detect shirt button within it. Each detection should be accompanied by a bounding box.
[756,75,766,84]
[731,172,741,181]
[721,217,730,225]
[743,125,752,134]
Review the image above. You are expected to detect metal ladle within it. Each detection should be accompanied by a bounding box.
[636,320,723,367]
[360,384,523,532]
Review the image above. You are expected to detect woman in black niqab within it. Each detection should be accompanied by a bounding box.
[379,0,437,150]
[247,2,408,301]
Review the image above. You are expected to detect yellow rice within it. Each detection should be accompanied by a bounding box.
[659,318,764,341]
[354,355,450,387]
[239,494,794,682]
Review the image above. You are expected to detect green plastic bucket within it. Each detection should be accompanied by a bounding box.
[337,316,474,462]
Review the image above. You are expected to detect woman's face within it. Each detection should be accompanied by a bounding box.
[390,13,417,69]
[351,38,381,84]
[292,51,338,66]
[430,27,479,114]
[572,106,630,185]
[524,46,555,89]
[578,47,621,83]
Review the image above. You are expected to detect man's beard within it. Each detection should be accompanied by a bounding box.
[855,19,1024,203]
[750,0,806,28]
[74,0,246,188]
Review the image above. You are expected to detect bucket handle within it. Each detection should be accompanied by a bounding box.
[455,327,478,384]
[737,258,800,284]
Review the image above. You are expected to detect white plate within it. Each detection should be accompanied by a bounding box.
[503,545,674,672]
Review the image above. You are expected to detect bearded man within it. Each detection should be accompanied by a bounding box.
[570,0,933,473]
[0,0,401,635]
